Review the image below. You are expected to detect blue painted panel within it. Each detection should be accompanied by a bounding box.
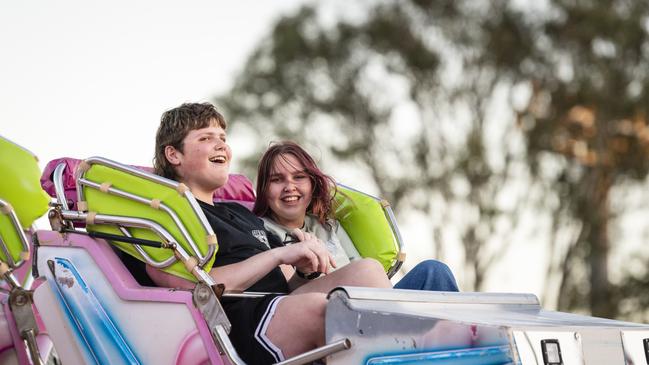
[49,257,141,365]
[366,345,514,365]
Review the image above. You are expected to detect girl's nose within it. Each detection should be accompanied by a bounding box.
[283,181,297,191]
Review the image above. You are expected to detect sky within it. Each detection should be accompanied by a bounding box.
[1,0,306,168]
[0,1,557,301]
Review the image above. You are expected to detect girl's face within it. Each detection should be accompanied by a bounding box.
[266,153,313,229]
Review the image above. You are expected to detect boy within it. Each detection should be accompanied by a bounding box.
[148,102,391,364]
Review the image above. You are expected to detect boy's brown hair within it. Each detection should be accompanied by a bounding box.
[153,102,227,180]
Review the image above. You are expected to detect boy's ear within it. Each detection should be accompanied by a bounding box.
[164,145,182,166]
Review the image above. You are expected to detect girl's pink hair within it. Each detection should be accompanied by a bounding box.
[253,141,336,226]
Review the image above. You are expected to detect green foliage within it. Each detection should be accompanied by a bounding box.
[489,0,649,318]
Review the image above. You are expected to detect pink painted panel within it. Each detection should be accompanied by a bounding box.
[35,230,227,364]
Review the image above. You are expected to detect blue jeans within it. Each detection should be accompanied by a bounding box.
[394,259,459,291]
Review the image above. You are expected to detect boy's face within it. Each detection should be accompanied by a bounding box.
[165,122,231,201]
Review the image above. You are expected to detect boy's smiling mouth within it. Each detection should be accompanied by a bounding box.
[209,155,227,164]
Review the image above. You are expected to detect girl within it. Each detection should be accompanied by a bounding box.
[253,141,459,291]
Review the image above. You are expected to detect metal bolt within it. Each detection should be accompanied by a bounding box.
[14,293,28,306]
[196,286,210,304]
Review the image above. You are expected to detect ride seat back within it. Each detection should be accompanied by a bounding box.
[334,185,405,277]
[0,136,50,271]
[76,157,216,282]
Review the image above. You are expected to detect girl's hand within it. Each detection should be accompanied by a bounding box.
[276,229,336,274]
[289,228,312,243]
[291,228,337,273]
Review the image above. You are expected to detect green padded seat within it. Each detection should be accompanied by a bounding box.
[334,185,403,273]
[0,136,50,268]
[77,157,217,282]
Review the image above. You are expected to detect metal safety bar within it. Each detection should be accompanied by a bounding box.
[213,324,247,365]
[276,338,352,365]
[0,198,31,270]
[117,226,173,268]
[383,204,405,278]
[212,324,351,365]
[0,231,14,269]
[77,177,215,267]
[52,163,70,210]
[76,157,217,266]
[59,209,216,285]
[53,162,181,269]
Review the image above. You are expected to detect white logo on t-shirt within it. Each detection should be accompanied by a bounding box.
[252,230,270,248]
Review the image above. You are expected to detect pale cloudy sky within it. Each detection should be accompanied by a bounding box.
[0,1,558,299]
[1,0,306,168]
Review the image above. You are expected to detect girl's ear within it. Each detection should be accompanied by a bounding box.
[164,145,182,166]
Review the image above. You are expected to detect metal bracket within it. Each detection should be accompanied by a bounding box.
[47,205,72,233]
[193,282,231,333]
[8,288,45,365]
[192,282,247,363]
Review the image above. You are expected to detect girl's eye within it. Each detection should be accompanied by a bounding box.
[295,174,307,180]
[270,177,281,183]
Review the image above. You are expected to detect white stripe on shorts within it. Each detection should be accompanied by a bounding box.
[254,295,286,362]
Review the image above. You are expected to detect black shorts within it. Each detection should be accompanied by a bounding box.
[223,294,286,364]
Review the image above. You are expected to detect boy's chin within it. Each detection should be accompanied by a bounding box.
[213,174,229,189]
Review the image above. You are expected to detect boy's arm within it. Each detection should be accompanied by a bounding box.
[147,236,332,292]
[279,264,313,291]
[146,264,195,289]
[211,237,334,291]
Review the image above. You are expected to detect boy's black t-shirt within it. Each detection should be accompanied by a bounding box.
[198,200,289,293]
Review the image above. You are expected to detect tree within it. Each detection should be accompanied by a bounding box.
[218,0,649,319]
[483,0,649,318]
[218,2,536,291]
